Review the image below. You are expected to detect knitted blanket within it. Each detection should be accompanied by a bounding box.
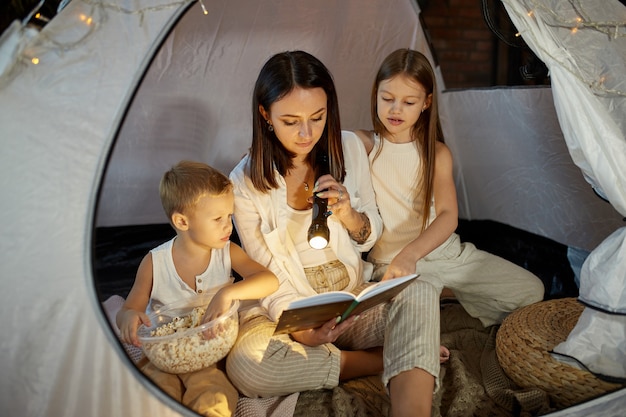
[290,302,553,417]
[104,295,553,417]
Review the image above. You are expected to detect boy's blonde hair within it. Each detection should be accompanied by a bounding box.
[159,160,233,220]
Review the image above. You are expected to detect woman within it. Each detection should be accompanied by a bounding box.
[226,50,441,417]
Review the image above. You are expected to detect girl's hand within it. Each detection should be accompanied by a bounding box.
[381,253,417,281]
[290,315,357,346]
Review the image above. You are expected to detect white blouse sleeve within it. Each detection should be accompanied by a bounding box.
[229,157,310,321]
[341,130,383,251]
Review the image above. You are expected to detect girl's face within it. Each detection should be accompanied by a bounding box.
[261,87,328,162]
[376,74,431,143]
[184,192,234,250]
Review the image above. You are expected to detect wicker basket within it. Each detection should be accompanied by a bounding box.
[496,298,623,409]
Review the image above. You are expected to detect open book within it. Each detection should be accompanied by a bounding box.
[274,274,418,334]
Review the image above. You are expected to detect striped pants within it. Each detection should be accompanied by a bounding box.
[226,279,440,398]
[373,233,545,327]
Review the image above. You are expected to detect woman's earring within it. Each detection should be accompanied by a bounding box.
[266,120,274,132]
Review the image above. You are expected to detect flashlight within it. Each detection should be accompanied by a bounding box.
[307,152,331,249]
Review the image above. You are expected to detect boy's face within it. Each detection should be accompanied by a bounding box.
[185,191,234,249]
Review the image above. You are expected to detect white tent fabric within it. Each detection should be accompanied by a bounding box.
[95,0,623,254]
[502,0,626,380]
[95,0,436,228]
[1,0,625,416]
[0,0,200,416]
[0,1,207,416]
[0,0,433,415]
[439,86,623,253]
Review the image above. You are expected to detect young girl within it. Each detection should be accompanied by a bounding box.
[356,49,544,328]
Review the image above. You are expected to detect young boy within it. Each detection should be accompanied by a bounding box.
[116,160,279,417]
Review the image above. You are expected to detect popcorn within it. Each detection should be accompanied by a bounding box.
[141,306,238,374]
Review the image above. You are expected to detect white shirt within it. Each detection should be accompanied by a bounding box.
[229,131,382,321]
[148,237,233,314]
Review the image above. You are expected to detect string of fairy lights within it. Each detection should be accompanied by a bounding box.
[3,0,624,99]
[1,0,203,77]
[503,0,626,97]
[521,0,626,39]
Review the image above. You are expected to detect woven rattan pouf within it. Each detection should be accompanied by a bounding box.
[496,298,623,409]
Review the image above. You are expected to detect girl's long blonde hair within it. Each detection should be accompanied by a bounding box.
[371,49,444,232]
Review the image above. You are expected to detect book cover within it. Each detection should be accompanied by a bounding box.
[273,274,418,334]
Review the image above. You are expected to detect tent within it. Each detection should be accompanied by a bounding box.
[0,0,624,416]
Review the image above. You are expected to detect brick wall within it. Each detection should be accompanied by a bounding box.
[420,0,496,89]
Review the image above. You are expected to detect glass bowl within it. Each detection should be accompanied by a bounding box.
[137,293,239,374]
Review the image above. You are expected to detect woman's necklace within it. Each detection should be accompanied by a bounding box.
[293,162,312,192]
[287,163,313,210]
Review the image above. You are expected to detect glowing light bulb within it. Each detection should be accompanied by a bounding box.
[308,234,329,250]
[31,57,39,65]
[34,12,50,22]
[199,0,208,15]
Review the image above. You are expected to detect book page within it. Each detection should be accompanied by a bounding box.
[274,274,419,335]
[287,290,355,309]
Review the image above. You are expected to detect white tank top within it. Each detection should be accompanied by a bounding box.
[368,134,436,263]
[147,238,233,314]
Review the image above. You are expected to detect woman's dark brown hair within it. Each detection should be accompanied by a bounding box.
[248,50,345,191]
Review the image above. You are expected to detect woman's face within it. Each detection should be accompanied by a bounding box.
[261,86,328,161]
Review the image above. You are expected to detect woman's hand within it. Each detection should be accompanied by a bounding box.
[290,315,357,347]
[314,174,350,218]
[313,174,371,244]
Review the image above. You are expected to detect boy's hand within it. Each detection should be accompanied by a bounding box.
[201,289,233,338]
[118,309,151,347]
